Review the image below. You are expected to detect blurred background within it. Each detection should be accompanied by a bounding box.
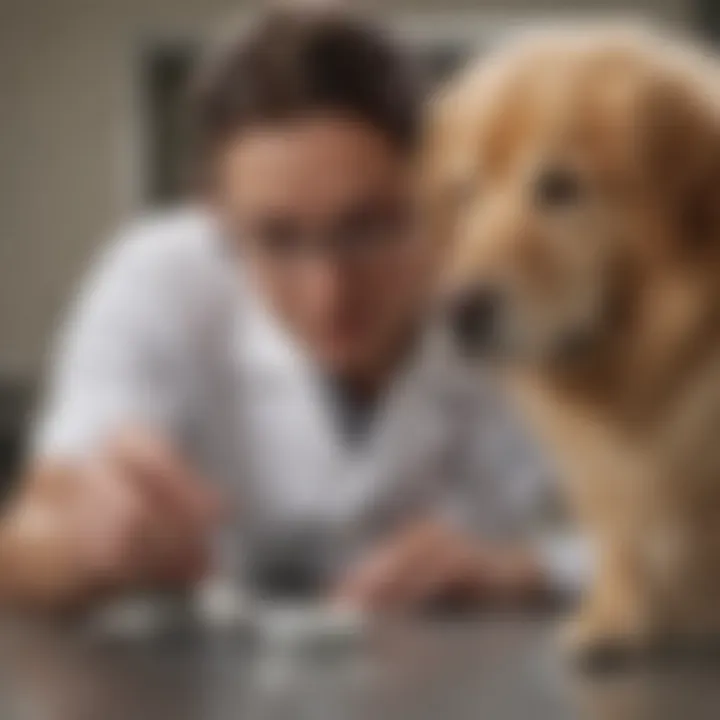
[0,0,718,485]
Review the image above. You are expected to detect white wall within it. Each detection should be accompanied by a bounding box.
[0,0,695,380]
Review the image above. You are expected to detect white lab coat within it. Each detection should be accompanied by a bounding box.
[33,208,585,590]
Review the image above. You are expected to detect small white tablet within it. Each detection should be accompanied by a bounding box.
[193,577,255,628]
[257,602,367,651]
[89,597,177,639]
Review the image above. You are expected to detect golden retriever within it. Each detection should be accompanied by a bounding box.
[425,27,720,660]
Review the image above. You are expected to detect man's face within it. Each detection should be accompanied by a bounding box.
[214,116,429,378]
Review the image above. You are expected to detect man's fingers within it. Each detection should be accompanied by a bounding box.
[335,521,442,610]
[334,546,399,608]
[76,460,160,584]
[149,534,211,588]
[2,449,216,609]
[334,522,492,612]
[75,457,211,592]
[399,537,484,608]
[107,429,222,527]
[371,526,459,609]
[105,430,220,587]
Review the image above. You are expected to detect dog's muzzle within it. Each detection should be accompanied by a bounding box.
[447,285,504,356]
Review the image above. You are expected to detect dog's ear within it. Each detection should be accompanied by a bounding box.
[638,64,720,253]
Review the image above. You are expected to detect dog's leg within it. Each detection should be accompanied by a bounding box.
[562,543,656,670]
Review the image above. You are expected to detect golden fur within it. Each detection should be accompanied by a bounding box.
[426,27,720,655]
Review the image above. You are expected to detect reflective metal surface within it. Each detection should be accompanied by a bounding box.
[1,613,719,720]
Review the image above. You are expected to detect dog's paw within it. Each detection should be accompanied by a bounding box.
[561,615,646,673]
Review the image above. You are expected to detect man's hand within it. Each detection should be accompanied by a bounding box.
[332,519,548,613]
[0,429,223,611]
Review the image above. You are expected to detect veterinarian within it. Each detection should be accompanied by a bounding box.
[0,6,584,610]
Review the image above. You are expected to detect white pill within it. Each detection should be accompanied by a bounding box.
[194,577,255,628]
[258,602,367,649]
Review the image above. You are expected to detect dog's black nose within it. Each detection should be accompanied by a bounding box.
[449,286,502,353]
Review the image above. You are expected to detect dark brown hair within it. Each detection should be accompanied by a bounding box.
[191,5,422,184]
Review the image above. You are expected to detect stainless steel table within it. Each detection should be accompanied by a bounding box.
[1,612,719,720]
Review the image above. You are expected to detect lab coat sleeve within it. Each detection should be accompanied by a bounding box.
[448,382,592,597]
[31,222,199,460]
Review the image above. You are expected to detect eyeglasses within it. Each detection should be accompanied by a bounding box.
[237,198,415,269]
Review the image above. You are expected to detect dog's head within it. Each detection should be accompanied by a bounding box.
[426,29,720,369]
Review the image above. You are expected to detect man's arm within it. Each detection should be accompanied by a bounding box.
[333,380,588,611]
[0,435,219,610]
[333,519,550,612]
[1,221,223,609]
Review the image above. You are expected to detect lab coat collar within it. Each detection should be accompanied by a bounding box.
[227,268,485,529]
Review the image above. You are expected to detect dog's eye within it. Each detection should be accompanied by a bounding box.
[534,167,583,209]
